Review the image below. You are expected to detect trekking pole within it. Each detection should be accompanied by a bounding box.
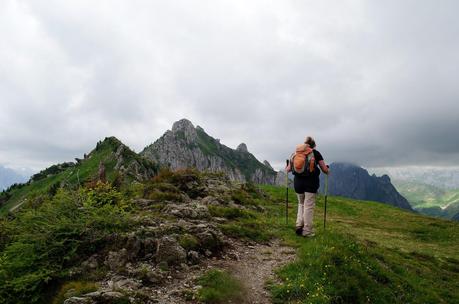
[285,159,289,226]
[323,167,329,230]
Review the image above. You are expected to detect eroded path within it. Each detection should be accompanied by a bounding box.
[213,239,296,304]
[154,239,296,304]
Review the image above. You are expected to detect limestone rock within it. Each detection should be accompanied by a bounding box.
[156,236,187,266]
[163,203,210,219]
[105,249,128,271]
[141,119,277,185]
[63,297,95,304]
[263,160,274,170]
[236,143,248,153]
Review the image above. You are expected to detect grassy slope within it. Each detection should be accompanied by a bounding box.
[0,137,151,216]
[255,185,459,303]
[393,180,446,208]
[1,167,458,303]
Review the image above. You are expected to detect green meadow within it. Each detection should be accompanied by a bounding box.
[248,185,459,303]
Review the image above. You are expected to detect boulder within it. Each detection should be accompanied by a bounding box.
[108,275,142,291]
[104,249,128,271]
[63,297,94,304]
[163,203,210,219]
[156,236,187,266]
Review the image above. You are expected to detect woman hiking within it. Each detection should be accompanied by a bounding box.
[286,136,329,237]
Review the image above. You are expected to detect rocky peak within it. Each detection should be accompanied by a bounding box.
[263,160,274,170]
[172,119,197,143]
[380,174,391,183]
[236,143,248,153]
[141,120,277,184]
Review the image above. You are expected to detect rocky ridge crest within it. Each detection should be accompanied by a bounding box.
[141,119,277,184]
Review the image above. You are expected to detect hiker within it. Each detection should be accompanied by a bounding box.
[286,136,329,237]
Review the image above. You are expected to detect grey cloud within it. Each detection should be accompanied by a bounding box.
[1,0,458,171]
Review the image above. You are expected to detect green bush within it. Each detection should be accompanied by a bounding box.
[178,234,200,251]
[220,221,271,242]
[231,189,257,206]
[208,205,254,219]
[52,281,97,304]
[197,269,245,304]
[0,186,132,304]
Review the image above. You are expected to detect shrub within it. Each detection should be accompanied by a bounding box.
[0,187,132,304]
[143,182,183,202]
[197,269,245,304]
[83,182,126,208]
[231,189,257,206]
[153,169,205,198]
[220,221,271,242]
[52,281,97,304]
[178,234,199,251]
[208,206,253,219]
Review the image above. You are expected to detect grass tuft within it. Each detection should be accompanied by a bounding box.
[197,269,245,304]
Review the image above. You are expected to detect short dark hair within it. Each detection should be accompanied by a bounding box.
[305,136,316,148]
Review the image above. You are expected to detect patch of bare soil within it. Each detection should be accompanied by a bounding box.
[213,239,296,304]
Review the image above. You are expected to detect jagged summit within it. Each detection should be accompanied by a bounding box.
[236,143,248,153]
[141,119,277,184]
[172,118,194,131]
[263,160,274,170]
[171,119,198,143]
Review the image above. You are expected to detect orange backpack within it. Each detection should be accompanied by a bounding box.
[290,144,315,175]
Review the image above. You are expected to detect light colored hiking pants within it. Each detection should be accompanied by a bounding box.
[296,192,316,235]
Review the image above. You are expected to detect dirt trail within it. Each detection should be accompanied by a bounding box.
[213,239,296,304]
[154,239,296,304]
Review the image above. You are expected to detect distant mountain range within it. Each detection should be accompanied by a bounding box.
[0,165,30,191]
[1,119,282,214]
[320,163,412,211]
[1,119,416,214]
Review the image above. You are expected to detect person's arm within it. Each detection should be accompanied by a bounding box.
[285,163,291,172]
[318,160,329,174]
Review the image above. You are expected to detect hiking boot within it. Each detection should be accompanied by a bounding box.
[302,232,315,238]
[295,227,303,236]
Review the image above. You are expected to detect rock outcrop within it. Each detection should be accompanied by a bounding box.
[320,162,413,210]
[141,119,277,184]
[58,170,261,303]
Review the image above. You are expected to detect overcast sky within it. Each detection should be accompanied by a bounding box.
[1,0,459,172]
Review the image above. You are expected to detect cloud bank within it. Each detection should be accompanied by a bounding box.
[1,0,458,171]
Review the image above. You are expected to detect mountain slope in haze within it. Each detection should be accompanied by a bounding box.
[141,119,277,184]
[0,137,158,215]
[453,212,459,221]
[320,162,412,210]
[371,166,459,189]
[393,180,459,219]
[0,165,29,191]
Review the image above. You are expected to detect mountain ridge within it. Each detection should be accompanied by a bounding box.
[141,119,278,184]
[0,136,158,215]
[320,162,413,210]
